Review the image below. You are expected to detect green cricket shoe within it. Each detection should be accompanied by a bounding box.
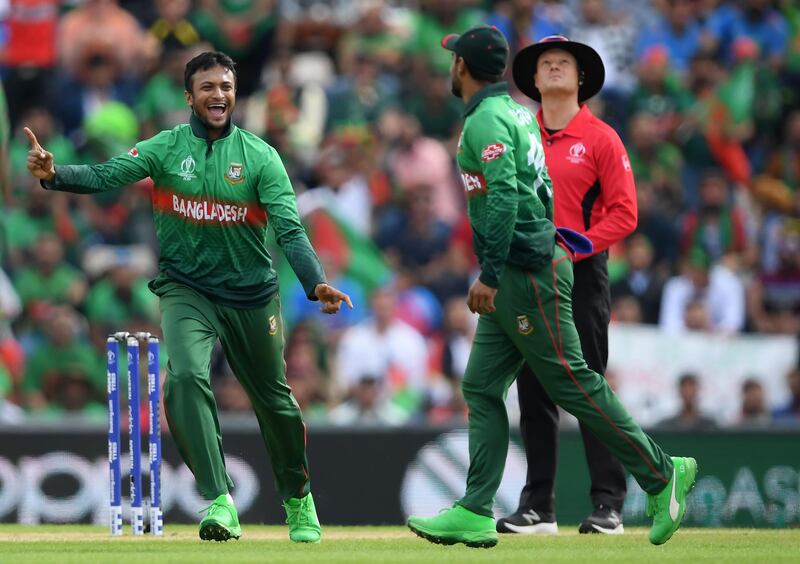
[407,504,498,549]
[647,456,698,545]
[199,494,242,542]
[284,493,322,543]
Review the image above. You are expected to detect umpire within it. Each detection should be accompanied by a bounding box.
[498,35,637,535]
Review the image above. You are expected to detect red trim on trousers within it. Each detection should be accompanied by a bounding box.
[551,260,564,355]
[526,271,668,485]
[555,241,573,258]
[296,423,310,498]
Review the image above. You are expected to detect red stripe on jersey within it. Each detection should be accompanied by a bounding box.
[151,186,268,228]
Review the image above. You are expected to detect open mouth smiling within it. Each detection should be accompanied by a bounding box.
[208,104,227,118]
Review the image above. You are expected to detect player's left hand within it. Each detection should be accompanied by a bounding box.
[314,283,353,315]
[467,279,497,315]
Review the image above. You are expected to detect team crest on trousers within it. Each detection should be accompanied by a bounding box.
[225,162,244,184]
[268,314,278,336]
[517,315,533,335]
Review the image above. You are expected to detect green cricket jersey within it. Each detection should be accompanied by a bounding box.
[43,114,326,308]
[456,82,556,288]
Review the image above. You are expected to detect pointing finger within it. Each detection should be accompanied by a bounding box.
[341,292,353,309]
[23,127,41,150]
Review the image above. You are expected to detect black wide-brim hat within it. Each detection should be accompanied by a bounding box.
[512,35,605,103]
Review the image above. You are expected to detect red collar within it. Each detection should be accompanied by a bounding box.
[536,104,594,140]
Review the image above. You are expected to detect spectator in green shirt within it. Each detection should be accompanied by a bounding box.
[406,1,481,75]
[9,108,80,199]
[23,305,105,415]
[137,43,207,139]
[192,0,278,96]
[3,183,82,269]
[13,233,87,315]
[628,46,692,140]
[5,109,84,266]
[338,2,406,75]
[627,112,685,214]
[403,62,464,142]
[325,50,398,134]
[85,260,159,337]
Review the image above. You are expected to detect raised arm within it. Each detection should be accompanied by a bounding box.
[24,127,56,182]
[25,126,162,194]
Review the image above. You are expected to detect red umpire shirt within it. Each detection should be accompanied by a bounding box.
[536,105,637,259]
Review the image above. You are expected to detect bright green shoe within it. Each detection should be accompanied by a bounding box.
[647,456,698,545]
[284,493,322,543]
[407,504,497,549]
[199,494,242,542]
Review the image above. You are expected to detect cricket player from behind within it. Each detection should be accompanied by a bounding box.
[25,51,352,544]
[405,25,696,549]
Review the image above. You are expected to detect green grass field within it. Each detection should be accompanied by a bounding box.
[1,525,798,563]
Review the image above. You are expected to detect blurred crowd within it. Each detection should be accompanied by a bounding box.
[0,0,798,428]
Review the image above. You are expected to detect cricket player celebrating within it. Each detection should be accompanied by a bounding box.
[25,51,352,543]
[406,26,696,549]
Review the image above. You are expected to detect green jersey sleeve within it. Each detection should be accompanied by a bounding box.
[258,146,326,300]
[466,114,519,289]
[43,131,167,194]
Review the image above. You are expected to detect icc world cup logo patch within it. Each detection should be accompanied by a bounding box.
[566,142,587,164]
[179,155,196,181]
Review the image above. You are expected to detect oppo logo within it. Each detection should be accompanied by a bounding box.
[0,452,258,524]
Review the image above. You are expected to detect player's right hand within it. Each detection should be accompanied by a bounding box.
[24,127,55,182]
[314,283,354,315]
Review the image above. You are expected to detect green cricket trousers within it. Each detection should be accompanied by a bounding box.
[460,246,673,517]
[158,280,310,501]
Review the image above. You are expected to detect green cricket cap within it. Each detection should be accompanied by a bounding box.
[441,25,509,78]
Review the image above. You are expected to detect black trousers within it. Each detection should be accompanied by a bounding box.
[516,251,627,515]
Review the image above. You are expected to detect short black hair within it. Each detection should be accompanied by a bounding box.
[184,51,237,93]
